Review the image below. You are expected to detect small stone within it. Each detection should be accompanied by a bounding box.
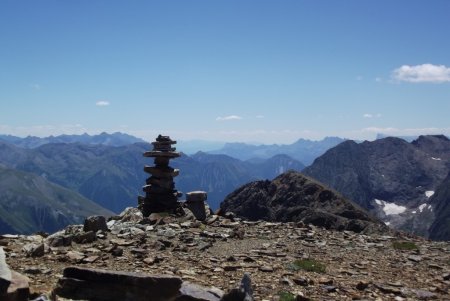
[318,277,333,285]
[243,256,255,263]
[223,265,239,272]
[22,243,45,257]
[111,247,123,257]
[226,255,237,262]
[414,289,437,300]
[279,277,294,286]
[408,255,422,262]
[295,294,311,301]
[143,257,157,265]
[259,266,274,272]
[428,264,443,270]
[221,273,253,301]
[179,269,197,276]
[73,231,96,244]
[82,256,99,263]
[66,251,85,263]
[23,267,42,275]
[83,215,108,233]
[293,277,309,286]
[46,234,73,247]
[322,285,337,293]
[178,281,223,301]
[356,280,369,290]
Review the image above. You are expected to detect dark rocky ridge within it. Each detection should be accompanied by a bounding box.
[303,135,450,237]
[429,172,450,241]
[221,171,387,234]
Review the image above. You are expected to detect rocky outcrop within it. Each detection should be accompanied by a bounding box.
[220,171,387,234]
[303,135,450,237]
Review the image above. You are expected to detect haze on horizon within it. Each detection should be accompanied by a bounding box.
[1,1,449,144]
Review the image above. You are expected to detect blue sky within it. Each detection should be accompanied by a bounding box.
[1,1,449,143]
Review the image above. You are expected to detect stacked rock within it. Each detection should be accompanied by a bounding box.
[138,135,182,216]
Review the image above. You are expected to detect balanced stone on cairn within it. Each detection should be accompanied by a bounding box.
[185,191,208,221]
[138,135,182,216]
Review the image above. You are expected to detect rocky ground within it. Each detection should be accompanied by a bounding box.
[1,208,449,300]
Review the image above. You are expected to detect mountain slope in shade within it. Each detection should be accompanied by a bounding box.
[209,137,345,165]
[221,171,387,234]
[174,152,305,209]
[429,172,450,241]
[0,165,112,234]
[303,135,450,237]
[0,132,146,148]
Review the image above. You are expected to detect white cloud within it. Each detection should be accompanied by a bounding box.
[256,115,265,119]
[216,115,243,121]
[30,83,41,90]
[356,75,363,81]
[96,100,110,106]
[375,77,382,82]
[392,64,450,83]
[363,113,381,118]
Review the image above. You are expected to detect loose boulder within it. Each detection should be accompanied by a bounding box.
[83,215,108,233]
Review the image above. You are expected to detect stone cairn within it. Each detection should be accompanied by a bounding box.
[138,135,182,216]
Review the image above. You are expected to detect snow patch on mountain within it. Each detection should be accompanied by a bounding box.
[374,199,407,215]
[425,191,435,198]
[419,203,427,213]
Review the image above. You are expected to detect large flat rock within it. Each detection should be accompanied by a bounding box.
[53,267,183,301]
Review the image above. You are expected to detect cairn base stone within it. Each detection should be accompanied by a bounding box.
[186,191,208,221]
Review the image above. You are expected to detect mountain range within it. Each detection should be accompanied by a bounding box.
[1,132,449,240]
[0,136,306,234]
[209,137,345,165]
[303,135,450,239]
[0,132,146,148]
